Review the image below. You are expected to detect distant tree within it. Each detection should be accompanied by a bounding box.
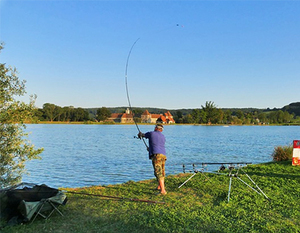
[183,114,193,124]
[72,107,89,121]
[96,107,111,121]
[268,111,278,124]
[61,106,73,121]
[258,112,267,123]
[199,109,207,124]
[223,110,232,124]
[201,101,219,124]
[277,110,285,123]
[232,116,243,125]
[176,110,183,119]
[174,110,183,123]
[236,110,245,122]
[293,116,300,124]
[132,109,143,118]
[0,44,43,188]
[217,109,224,124]
[33,108,45,122]
[191,109,200,124]
[43,103,62,121]
[283,111,293,123]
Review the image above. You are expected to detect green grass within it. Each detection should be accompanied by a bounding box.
[2,161,300,233]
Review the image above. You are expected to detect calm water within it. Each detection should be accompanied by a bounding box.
[23,124,300,188]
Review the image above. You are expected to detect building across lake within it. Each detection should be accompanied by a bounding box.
[141,110,175,124]
[108,108,175,124]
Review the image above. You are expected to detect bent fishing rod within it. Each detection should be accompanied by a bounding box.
[125,38,148,150]
[64,190,164,204]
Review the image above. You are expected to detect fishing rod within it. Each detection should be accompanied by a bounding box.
[125,38,148,150]
[191,162,252,165]
[124,25,182,149]
[64,190,165,204]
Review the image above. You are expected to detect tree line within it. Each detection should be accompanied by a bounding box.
[34,103,90,122]
[34,101,299,125]
[172,101,297,125]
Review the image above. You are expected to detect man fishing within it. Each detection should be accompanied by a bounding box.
[138,124,167,195]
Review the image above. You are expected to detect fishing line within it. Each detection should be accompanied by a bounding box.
[125,37,149,150]
[124,24,183,150]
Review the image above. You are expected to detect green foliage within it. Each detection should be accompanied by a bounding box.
[2,161,300,232]
[0,44,43,188]
[39,103,90,122]
[191,109,200,123]
[282,102,300,117]
[96,107,111,122]
[201,101,220,124]
[272,145,293,161]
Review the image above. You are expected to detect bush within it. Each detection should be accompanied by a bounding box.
[272,145,293,161]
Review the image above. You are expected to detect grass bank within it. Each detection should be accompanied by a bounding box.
[2,161,300,233]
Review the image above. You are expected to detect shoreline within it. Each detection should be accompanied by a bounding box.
[26,121,300,126]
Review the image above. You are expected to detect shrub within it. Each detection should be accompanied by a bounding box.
[272,145,293,161]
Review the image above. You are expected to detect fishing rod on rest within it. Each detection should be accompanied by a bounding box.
[125,38,149,150]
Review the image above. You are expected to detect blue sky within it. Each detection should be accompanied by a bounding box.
[1,0,299,109]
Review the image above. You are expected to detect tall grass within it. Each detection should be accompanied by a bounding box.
[271,145,293,161]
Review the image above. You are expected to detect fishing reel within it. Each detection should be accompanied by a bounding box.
[182,164,201,174]
[134,132,144,140]
[219,165,226,171]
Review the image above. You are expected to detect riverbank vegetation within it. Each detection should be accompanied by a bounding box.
[32,101,300,125]
[272,145,293,161]
[2,161,300,233]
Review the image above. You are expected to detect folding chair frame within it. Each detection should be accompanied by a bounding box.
[31,199,64,223]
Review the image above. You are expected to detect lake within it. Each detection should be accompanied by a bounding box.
[23,124,300,188]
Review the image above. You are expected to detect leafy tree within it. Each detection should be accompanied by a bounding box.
[201,101,220,124]
[231,116,243,125]
[217,109,224,124]
[72,107,89,121]
[293,116,300,124]
[174,110,183,123]
[277,110,285,123]
[258,112,267,123]
[132,109,143,118]
[43,103,62,121]
[0,44,43,188]
[191,109,200,124]
[223,110,232,124]
[183,114,193,124]
[33,108,45,121]
[61,106,73,121]
[283,111,293,123]
[199,109,207,124]
[96,107,111,121]
[268,111,278,124]
[236,110,245,122]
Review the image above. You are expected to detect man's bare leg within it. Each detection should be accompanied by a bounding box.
[158,178,167,195]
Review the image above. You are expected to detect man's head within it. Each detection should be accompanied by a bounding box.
[155,123,164,132]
